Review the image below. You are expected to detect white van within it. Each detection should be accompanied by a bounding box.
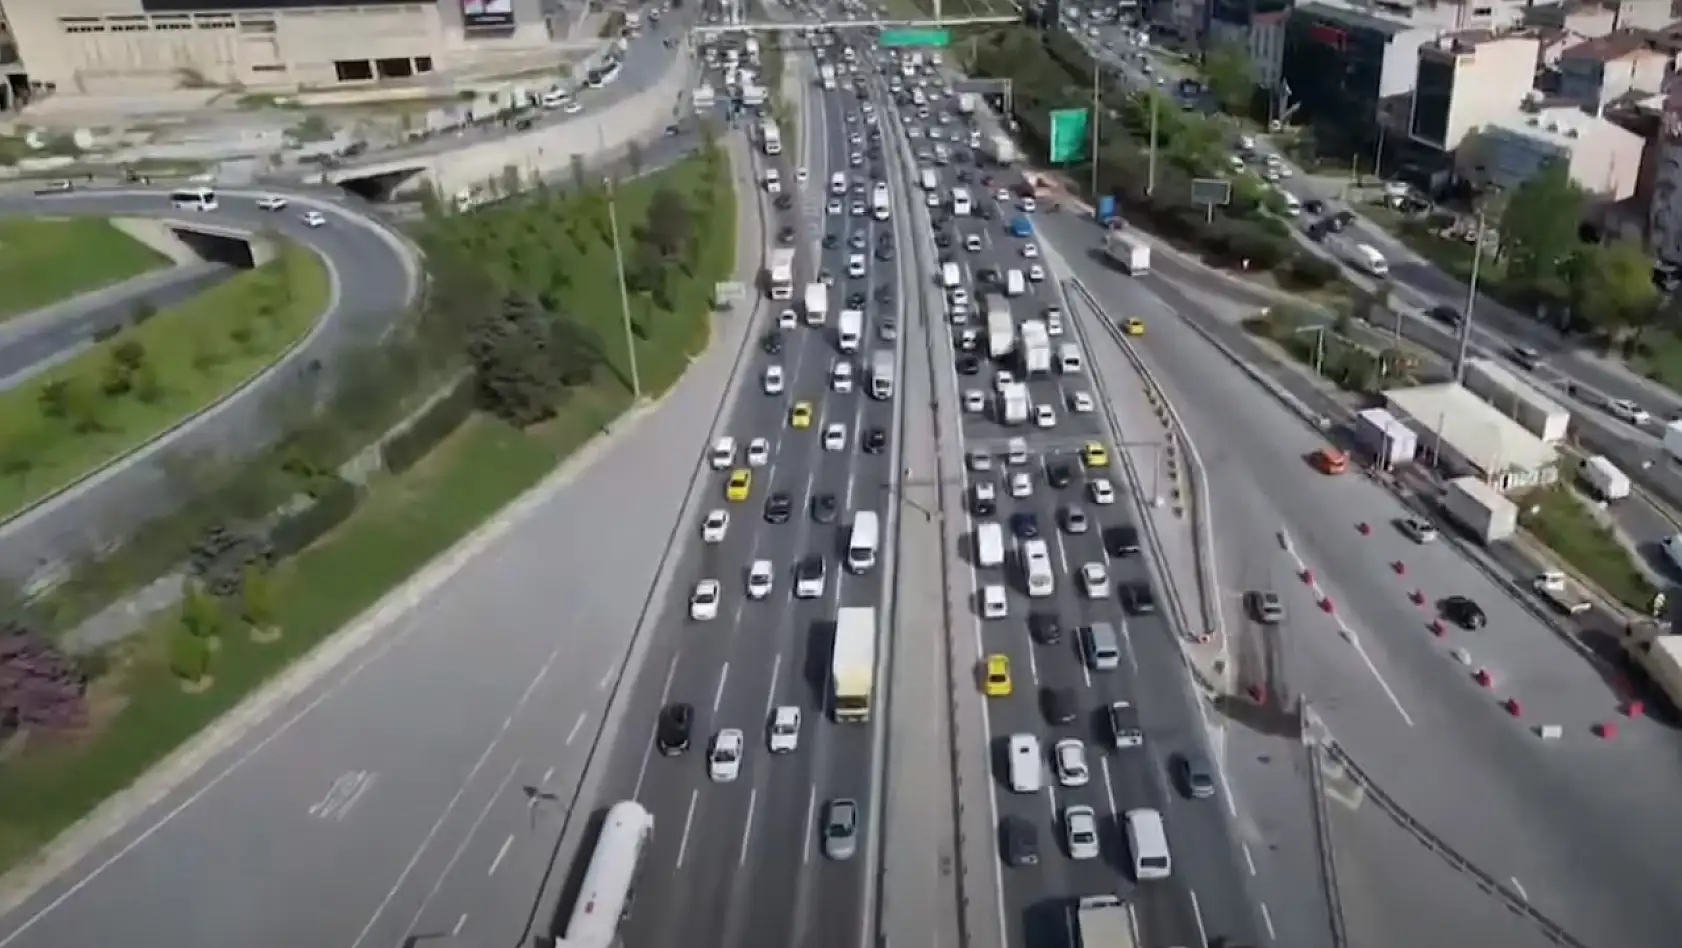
[1353,243,1388,276]
[832,360,854,392]
[952,187,972,216]
[975,521,1005,568]
[764,168,782,194]
[846,511,880,573]
[1279,191,1302,216]
[1008,734,1043,793]
[1124,808,1173,881]
[1021,539,1054,598]
[941,262,961,289]
[831,172,848,196]
[1005,269,1026,297]
[919,167,939,192]
[1058,343,1083,374]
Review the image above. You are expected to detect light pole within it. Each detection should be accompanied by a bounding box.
[604,175,644,400]
[1453,207,1489,384]
[1089,58,1102,199]
[1145,89,1159,196]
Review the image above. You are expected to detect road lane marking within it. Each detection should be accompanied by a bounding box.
[764,652,783,718]
[1026,634,1042,686]
[1512,877,1529,901]
[712,661,731,716]
[676,789,699,869]
[565,712,587,746]
[1189,889,1209,948]
[308,769,376,821]
[738,788,759,867]
[452,913,467,937]
[1099,757,1119,823]
[802,785,819,865]
[515,644,562,711]
[632,652,682,801]
[1242,841,1257,875]
[488,834,514,876]
[1281,541,1415,727]
[1260,901,1277,940]
[389,756,522,947]
[541,766,554,787]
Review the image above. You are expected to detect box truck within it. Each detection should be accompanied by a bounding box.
[1019,320,1051,375]
[830,607,877,722]
[1663,420,1682,463]
[766,248,795,301]
[1000,382,1030,425]
[761,119,782,155]
[987,302,1015,359]
[1074,896,1136,948]
[1578,455,1631,502]
[1104,229,1151,274]
[804,282,828,326]
[870,349,895,400]
[1352,407,1417,469]
[837,309,863,353]
[1462,358,1569,443]
[1441,476,1518,544]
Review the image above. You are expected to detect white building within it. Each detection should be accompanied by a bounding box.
[1408,30,1542,152]
[1384,382,1560,491]
[1473,103,1645,199]
[1555,30,1672,114]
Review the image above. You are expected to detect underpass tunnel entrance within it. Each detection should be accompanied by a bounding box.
[333,166,427,203]
[168,227,257,269]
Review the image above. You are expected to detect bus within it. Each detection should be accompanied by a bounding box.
[170,186,217,211]
[555,800,654,947]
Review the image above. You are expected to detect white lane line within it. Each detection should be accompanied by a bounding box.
[1344,628,1415,727]
[452,913,467,937]
[632,652,682,801]
[487,834,514,876]
[391,756,522,946]
[764,652,784,717]
[802,785,819,865]
[738,788,760,867]
[541,766,554,786]
[1025,632,1042,686]
[712,661,731,716]
[1189,889,1209,948]
[565,712,587,746]
[676,789,699,869]
[1242,841,1257,876]
[1512,877,1529,901]
[1260,901,1277,940]
[598,662,616,691]
[515,645,562,711]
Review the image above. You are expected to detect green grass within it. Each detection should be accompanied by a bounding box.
[0,244,329,522]
[0,416,559,874]
[1518,484,1657,613]
[0,218,169,320]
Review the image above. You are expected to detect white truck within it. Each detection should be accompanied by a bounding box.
[871,182,891,220]
[767,247,795,300]
[1019,319,1051,375]
[694,83,716,111]
[760,119,782,156]
[957,91,977,114]
[743,83,768,108]
[838,309,863,353]
[1579,454,1631,502]
[820,63,837,89]
[1074,895,1136,948]
[1664,419,1682,463]
[1533,570,1592,617]
[831,607,877,722]
[1000,382,1030,425]
[804,282,829,326]
[1440,476,1518,545]
[1104,229,1151,274]
[870,349,895,400]
[986,296,1015,359]
[988,133,1018,165]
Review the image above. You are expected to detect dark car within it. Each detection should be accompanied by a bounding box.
[934,231,952,248]
[761,331,784,355]
[1427,304,1461,327]
[876,244,895,262]
[847,290,868,308]
[656,703,694,756]
[1011,512,1041,539]
[764,491,794,524]
[823,232,840,249]
[862,427,888,453]
[977,203,996,221]
[874,283,895,305]
[1001,815,1040,867]
[850,231,868,250]
[1173,751,1217,799]
[811,492,841,523]
[1029,612,1063,645]
[1302,198,1326,216]
[956,354,981,375]
[775,194,794,210]
[977,267,999,285]
[1042,686,1079,725]
[1442,595,1487,629]
[1120,581,1158,615]
[777,225,797,245]
[1104,524,1141,557]
[1046,461,1074,489]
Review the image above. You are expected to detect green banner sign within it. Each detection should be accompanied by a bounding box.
[880,28,951,47]
[1048,108,1090,164]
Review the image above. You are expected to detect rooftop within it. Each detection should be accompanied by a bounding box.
[1485,103,1620,144]
[1384,382,1560,475]
[1559,28,1666,61]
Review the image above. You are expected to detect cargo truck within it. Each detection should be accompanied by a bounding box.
[1578,454,1631,502]
[1103,230,1151,274]
[831,607,877,722]
[1000,382,1030,425]
[767,248,795,300]
[1533,570,1591,616]
[987,301,1016,359]
[872,182,891,220]
[1665,420,1682,463]
[820,63,837,89]
[1019,320,1051,375]
[760,119,782,156]
[988,133,1018,165]
[957,91,977,114]
[804,282,829,326]
[1440,476,1518,545]
[870,350,895,400]
[743,84,768,108]
[694,83,716,111]
[1074,895,1136,948]
[838,309,863,353]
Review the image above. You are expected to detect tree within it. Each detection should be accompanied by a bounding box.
[63,376,106,433]
[639,187,694,259]
[168,629,212,684]
[179,581,224,639]
[1573,239,1659,345]
[570,153,588,193]
[37,378,69,420]
[466,293,567,426]
[1202,40,1253,117]
[1498,162,1585,307]
[241,565,278,632]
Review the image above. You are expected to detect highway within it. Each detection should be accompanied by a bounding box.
[1034,208,1682,948]
[590,37,903,948]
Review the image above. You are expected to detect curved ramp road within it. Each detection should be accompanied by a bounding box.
[0,189,419,583]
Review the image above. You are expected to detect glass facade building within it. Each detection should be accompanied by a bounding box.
[1281,5,1407,144]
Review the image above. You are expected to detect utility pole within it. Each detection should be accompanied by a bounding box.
[1453,207,1486,383]
[1145,90,1159,197]
[1089,58,1101,199]
[604,175,644,400]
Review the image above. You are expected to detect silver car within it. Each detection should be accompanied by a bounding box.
[823,798,860,860]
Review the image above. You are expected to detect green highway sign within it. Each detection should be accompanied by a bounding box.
[1048,107,1090,164]
[880,28,951,47]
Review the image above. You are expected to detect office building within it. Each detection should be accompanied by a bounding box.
[1555,30,1671,113]
[1206,0,1291,91]
[1409,31,1541,151]
[1474,102,1645,198]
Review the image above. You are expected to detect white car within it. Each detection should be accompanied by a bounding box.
[256,195,289,211]
[1020,197,1038,213]
[963,390,986,413]
[1054,739,1091,787]
[823,423,848,451]
[1070,391,1095,413]
[828,199,843,215]
[690,579,722,621]
[1027,264,1046,282]
[300,211,327,228]
[1089,478,1116,505]
[1609,398,1652,426]
[563,100,583,114]
[747,437,772,467]
[709,729,745,782]
[1022,242,1040,259]
[851,200,867,216]
[764,365,785,395]
[746,559,775,599]
[951,287,971,307]
[925,191,941,208]
[779,309,799,328]
[768,706,802,753]
[701,509,730,544]
[796,167,809,183]
[981,584,1008,619]
[1047,311,1064,336]
[1065,805,1100,859]
[994,370,1016,390]
[710,436,737,469]
[1035,404,1057,429]
[1009,472,1034,499]
[995,187,1012,201]
[848,254,868,278]
[1080,562,1109,599]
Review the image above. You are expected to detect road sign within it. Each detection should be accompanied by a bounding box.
[880,28,951,47]
[1048,108,1089,164]
[1190,177,1232,206]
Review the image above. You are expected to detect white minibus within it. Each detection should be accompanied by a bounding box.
[846,512,880,573]
[1124,808,1173,881]
[975,522,1005,568]
[171,186,218,211]
[1058,343,1083,374]
[1022,539,1054,598]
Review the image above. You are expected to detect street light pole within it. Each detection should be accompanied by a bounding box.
[1145,90,1159,197]
[1089,58,1101,199]
[1453,208,1486,384]
[604,176,644,401]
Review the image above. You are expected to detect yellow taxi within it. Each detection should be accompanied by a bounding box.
[1123,318,1147,336]
[1081,442,1110,469]
[790,401,814,429]
[726,468,753,502]
[983,654,1013,697]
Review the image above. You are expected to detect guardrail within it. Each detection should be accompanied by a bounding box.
[1302,723,1351,948]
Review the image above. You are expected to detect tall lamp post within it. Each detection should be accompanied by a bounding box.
[1453,184,1499,384]
[604,173,644,401]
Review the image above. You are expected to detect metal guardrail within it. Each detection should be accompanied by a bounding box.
[1301,719,1351,948]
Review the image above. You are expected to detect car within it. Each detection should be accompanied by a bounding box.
[1045,461,1073,489]
[1120,581,1157,615]
[1035,404,1057,428]
[791,401,814,428]
[851,200,867,216]
[1442,594,1487,629]
[1082,442,1110,468]
[656,702,694,755]
[1001,815,1040,866]
[810,492,840,523]
[1042,686,1078,724]
[963,389,986,412]
[1009,472,1034,498]
[847,253,868,278]
[1174,751,1217,799]
[983,654,1013,696]
[1109,701,1145,748]
[1398,516,1439,544]
[1105,524,1141,557]
[763,365,785,395]
[967,449,993,472]
[827,198,843,215]
[1060,505,1090,535]
[823,798,861,860]
[300,211,327,228]
[1029,611,1063,645]
[1011,511,1041,539]
[1070,391,1095,413]
[776,224,796,244]
[761,331,784,355]
[795,555,827,598]
[1019,197,1038,213]
[1089,478,1116,505]
[764,491,793,524]
[256,195,289,211]
[690,579,722,621]
[1609,398,1652,426]
[1054,739,1091,787]
[726,468,752,502]
[709,729,745,781]
[1249,590,1286,624]
[768,705,802,753]
[746,436,772,467]
[1080,562,1109,599]
[956,354,981,375]
[701,509,730,543]
[1022,242,1040,259]
[778,309,799,329]
[981,584,1008,618]
[1027,264,1046,282]
[971,480,997,515]
[1064,805,1100,860]
[1427,304,1461,326]
[823,423,848,451]
[1122,317,1146,336]
[746,559,775,599]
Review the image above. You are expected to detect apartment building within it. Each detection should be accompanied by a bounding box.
[1409,30,1541,151]
[1474,102,1645,198]
[1555,30,1671,112]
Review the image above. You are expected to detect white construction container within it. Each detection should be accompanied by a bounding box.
[1578,454,1631,501]
[1351,407,1417,469]
[1461,358,1569,443]
[1441,475,1519,545]
[1644,636,1682,715]
[1664,420,1682,463]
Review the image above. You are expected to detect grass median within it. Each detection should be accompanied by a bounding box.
[1517,484,1658,613]
[0,218,169,320]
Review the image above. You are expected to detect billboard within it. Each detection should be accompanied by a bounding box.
[462,0,515,28]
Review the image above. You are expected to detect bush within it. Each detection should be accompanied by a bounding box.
[267,476,360,559]
[381,378,476,474]
[1283,254,1341,289]
[168,629,212,682]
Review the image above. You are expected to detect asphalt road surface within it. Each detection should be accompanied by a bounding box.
[0,189,417,584]
[590,46,900,948]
